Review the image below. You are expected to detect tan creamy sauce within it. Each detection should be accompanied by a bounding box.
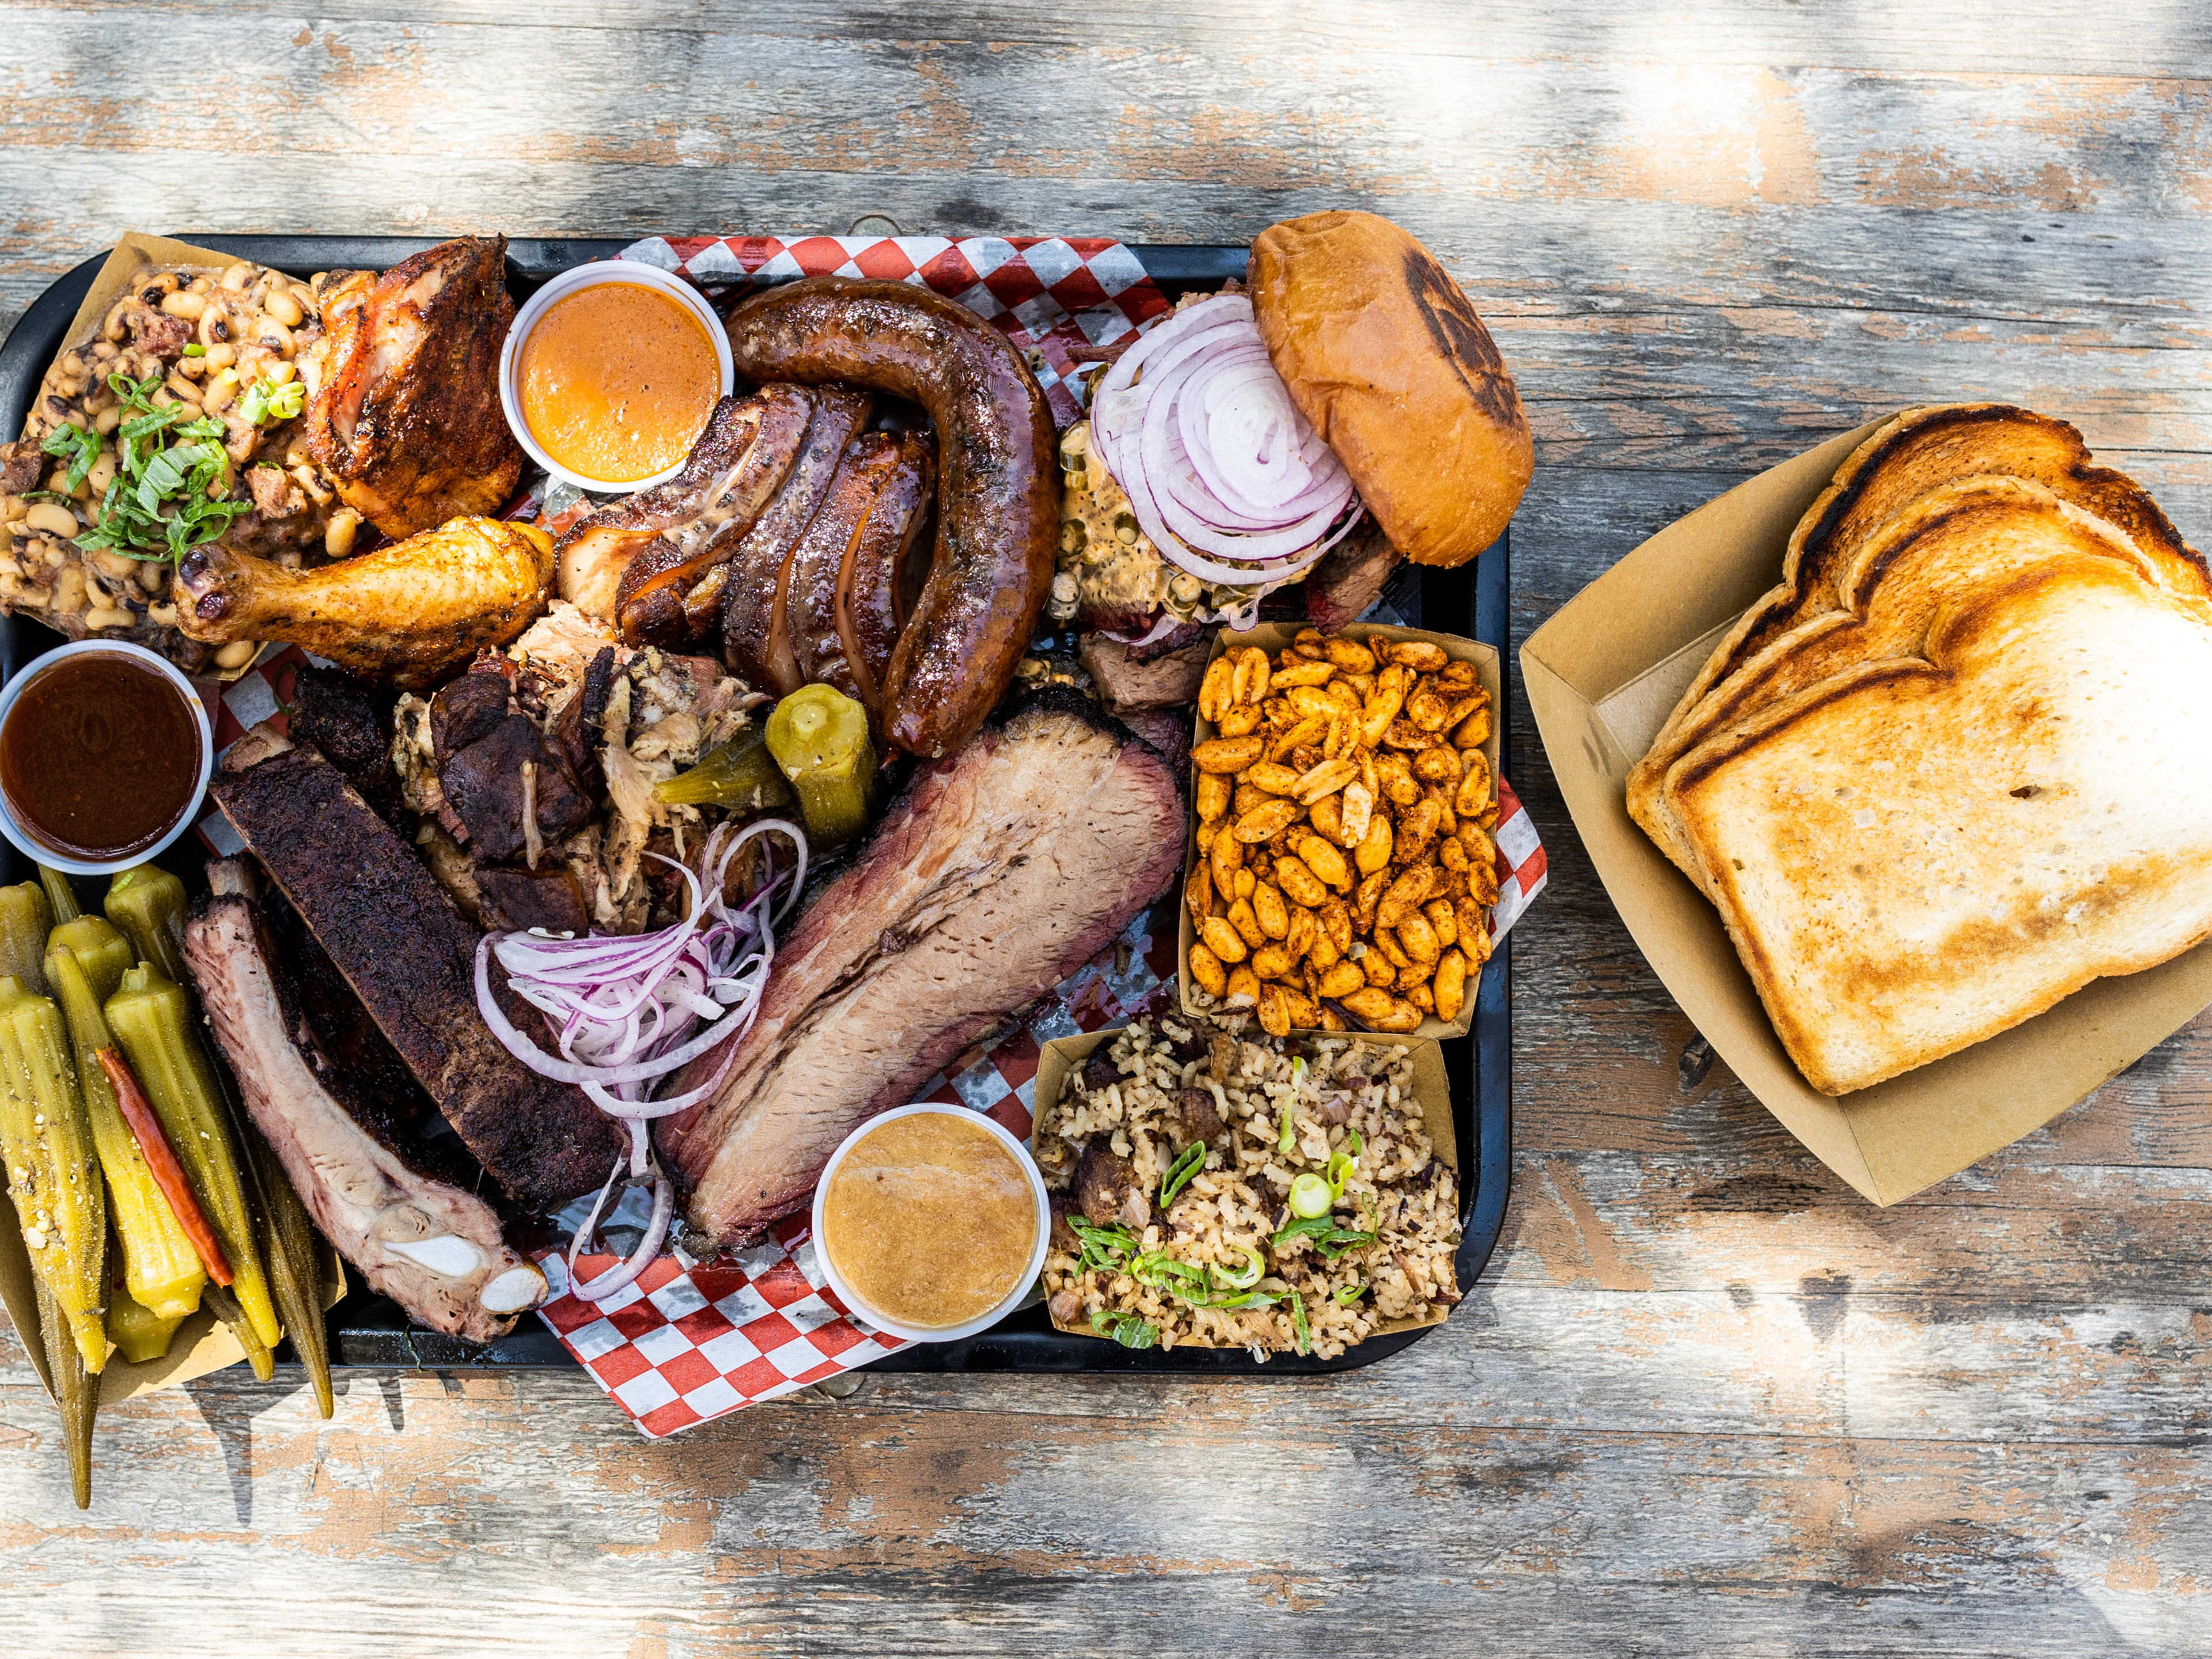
[821,1113,1037,1330]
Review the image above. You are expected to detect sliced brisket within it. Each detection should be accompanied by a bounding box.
[658,689,1184,1244]
[209,743,623,1209]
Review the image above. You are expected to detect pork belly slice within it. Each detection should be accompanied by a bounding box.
[185,879,547,1341]
[658,689,1185,1245]
[210,740,624,1209]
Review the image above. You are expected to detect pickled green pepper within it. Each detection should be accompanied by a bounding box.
[47,922,204,1321]
[0,882,52,995]
[654,726,796,813]
[32,1274,95,1509]
[764,685,876,848]
[0,974,107,1370]
[104,965,281,1351]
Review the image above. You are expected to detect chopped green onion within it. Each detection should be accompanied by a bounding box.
[1219,1245,1264,1290]
[1289,1289,1310,1355]
[240,377,305,426]
[39,421,100,493]
[181,342,206,357]
[1068,1216,1139,1275]
[1277,1097,1296,1157]
[1090,1308,1158,1349]
[1213,1290,1279,1312]
[1288,1172,1332,1218]
[1316,1228,1377,1263]
[1272,1215,1336,1251]
[1335,1282,1367,1306]
[1325,1150,1357,1201]
[1158,1142,1206,1208]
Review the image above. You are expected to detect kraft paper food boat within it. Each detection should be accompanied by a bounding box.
[1032,1024,1459,1344]
[1521,418,2212,1205]
[1179,622,1503,1042]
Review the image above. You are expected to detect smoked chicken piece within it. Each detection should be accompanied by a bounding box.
[562,386,815,637]
[301,236,524,539]
[783,430,935,714]
[718,386,875,692]
[175,516,555,690]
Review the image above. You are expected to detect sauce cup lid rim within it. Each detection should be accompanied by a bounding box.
[0,639,215,876]
[809,1104,1053,1346]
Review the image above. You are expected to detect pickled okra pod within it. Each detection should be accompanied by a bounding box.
[764,685,876,848]
[104,965,281,1353]
[0,881,52,994]
[104,1230,186,1365]
[0,975,108,1372]
[33,1275,96,1509]
[46,919,207,1321]
[39,864,81,927]
[108,866,332,1408]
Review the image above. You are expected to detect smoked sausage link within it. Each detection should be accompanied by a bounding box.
[721,276,1058,759]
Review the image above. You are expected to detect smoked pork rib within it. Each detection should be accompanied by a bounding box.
[658,689,1185,1244]
[186,872,547,1340]
[210,743,622,1209]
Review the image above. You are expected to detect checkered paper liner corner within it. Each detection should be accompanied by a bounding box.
[619,233,1177,429]
[532,778,1544,1439]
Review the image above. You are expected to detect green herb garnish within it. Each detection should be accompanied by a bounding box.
[1289,1289,1310,1355]
[181,343,206,358]
[70,371,249,562]
[1288,1172,1333,1219]
[1090,1308,1158,1349]
[39,421,100,493]
[1334,1282,1367,1306]
[1157,1142,1205,1208]
[1270,1214,1377,1262]
[1219,1244,1264,1290]
[239,377,305,426]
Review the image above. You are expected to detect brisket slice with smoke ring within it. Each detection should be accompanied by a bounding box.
[210,743,623,1209]
[657,688,1185,1246]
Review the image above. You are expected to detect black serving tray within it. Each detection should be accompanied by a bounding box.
[0,234,1511,1377]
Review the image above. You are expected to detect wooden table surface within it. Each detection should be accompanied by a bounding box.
[3,5,2209,1653]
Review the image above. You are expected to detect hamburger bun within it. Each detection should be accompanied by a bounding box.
[1251,211,1531,567]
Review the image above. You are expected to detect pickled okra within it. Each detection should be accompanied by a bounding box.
[0,974,108,1371]
[765,684,876,847]
[654,725,795,813]
[33,1275,95,1509]
[104,1241,186,1365]
[104,965,281,1351]
[47,918,206,1321]
[106,866,331,1406]
[0,881,52,994]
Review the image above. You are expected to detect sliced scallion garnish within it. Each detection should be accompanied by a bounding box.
[1288,1172,1332,1218]
[1158,1141,1205,1207]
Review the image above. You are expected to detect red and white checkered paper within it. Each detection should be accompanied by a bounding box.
[619,233,1175,428]
[185,237,1546,1434]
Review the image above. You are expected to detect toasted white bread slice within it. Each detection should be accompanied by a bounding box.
[1665,557,2212,1095]
[1649,404,2205,753]
[1631,476,2184,885]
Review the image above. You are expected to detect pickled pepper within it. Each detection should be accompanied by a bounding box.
[0,881,52,995]
[47,920,206,1320]
[654,726,795,813]
[0,975,107,1371]
[764,685,875,848]
[104,965,281,1351]
[32,1274,95,1509]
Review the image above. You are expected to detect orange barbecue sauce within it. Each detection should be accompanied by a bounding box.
[518,282,719,484]
[820,1114,1037,1330]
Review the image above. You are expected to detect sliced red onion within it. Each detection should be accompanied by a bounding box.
[1089,291,1365,589]
[563,1153,675,1303]
[473,816,808,1300]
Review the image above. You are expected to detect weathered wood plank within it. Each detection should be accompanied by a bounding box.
[1,0,2209,1649]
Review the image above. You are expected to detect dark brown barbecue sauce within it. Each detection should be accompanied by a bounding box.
[0,652,203,860]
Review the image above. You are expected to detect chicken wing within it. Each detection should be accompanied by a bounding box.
[175,516,554,688]
[302,236,524,539]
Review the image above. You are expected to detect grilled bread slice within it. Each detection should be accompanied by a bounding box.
[1666,557,2212,1096]
[1630,406,2208,882]
[1633,475,2183,886]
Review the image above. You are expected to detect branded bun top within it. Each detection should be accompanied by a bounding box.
[1250,211,1532,569]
